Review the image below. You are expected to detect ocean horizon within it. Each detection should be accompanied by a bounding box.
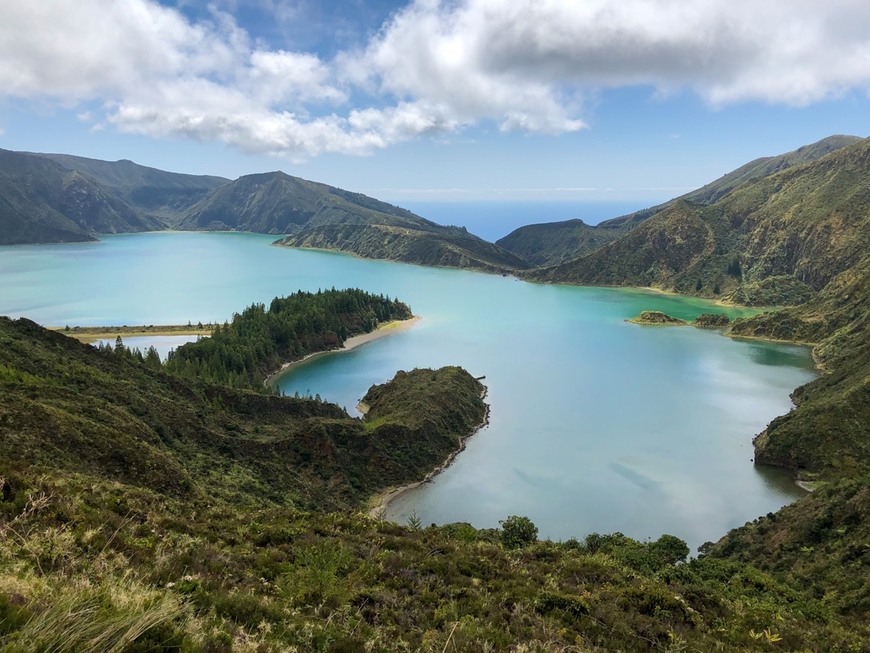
[402,199,665,242]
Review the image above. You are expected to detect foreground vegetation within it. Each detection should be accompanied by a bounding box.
[3,463,867,653]
[2,294,869,650]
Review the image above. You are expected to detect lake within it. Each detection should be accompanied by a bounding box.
[0,231,817,549]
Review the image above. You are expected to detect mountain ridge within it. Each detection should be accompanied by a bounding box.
[498,135,864,267]
[523,135,870,306]
[0,149,525,272]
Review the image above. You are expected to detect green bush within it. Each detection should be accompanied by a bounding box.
[499,515,538,549]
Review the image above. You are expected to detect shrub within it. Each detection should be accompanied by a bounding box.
[499,515,538,549]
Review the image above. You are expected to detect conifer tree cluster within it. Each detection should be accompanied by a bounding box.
[164,288,411,390]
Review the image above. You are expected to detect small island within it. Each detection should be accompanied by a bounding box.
[628,311,732,328]
[627,310,688,325]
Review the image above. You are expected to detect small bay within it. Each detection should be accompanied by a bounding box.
[0,232,817,549]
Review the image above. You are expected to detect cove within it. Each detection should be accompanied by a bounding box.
[0,232,817,549]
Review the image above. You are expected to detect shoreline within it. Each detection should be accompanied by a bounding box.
[264,316,421,387]
[272,241,513,277]
[51,324,215,343]
[366,386,490,519]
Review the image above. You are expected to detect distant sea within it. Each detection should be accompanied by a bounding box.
[402,200,660,242]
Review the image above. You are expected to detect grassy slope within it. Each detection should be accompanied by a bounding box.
[279,222,528,273]
[1,319,868,651]
[524,137,869,302]
[0,317,484,512]
[498,135,861,268]
[41,153,228,221]
[0,150,95,244]
[702,474,870,620]
[0,149,176,244]
[495,218,624,267]
[526,200,721,291]
[179,171,427,234]
[169,169,527,272]
[727,256,870,474]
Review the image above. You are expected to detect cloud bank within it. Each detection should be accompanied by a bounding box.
[1,0,868,157]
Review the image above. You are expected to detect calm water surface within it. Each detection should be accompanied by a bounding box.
[0,232,817,549]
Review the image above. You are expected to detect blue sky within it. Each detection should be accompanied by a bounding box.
[0,0,868,206]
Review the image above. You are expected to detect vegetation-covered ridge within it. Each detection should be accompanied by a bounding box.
[500,134,862,278]
[0,150,525,273]
[728,257,870,475]
[164,288,412,390]
[519,135,868,305]
[496,218,626,267]
[275,222,527,273]
[2,318,868,651]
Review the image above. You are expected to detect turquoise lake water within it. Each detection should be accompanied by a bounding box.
[0,232,817,549]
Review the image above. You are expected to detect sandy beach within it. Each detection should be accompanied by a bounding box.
[51,324,215,343]
[264,316,421,387]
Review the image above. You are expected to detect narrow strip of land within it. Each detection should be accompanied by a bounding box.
[50,324,216,343]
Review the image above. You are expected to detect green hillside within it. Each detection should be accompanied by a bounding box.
[0,149,148,244]
[1,151,525,272]
[495,218,624,266]
[1,316,868,651]
[0,312,485,512]
[500,135,861,271]
[528,136,870,306]
[41,153,228,220]
[0,150,218,243]
[278,222,528,273]
[179,171,428,234]
[728,257,870,475]
[182,170,526,271]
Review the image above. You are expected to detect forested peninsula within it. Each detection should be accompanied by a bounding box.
[163,288,412,390]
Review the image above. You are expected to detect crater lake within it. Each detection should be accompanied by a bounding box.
[0,231,817,549]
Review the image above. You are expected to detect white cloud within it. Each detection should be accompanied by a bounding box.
[364,0,870,110]
[0,0,868,158]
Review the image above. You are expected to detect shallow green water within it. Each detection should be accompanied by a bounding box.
[0,232,817,549]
